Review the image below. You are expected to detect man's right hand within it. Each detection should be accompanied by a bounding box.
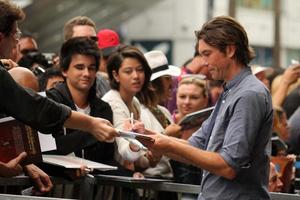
[64,111,118,143]
[0,152,27,177]
[0,59,18,70]
[89,117,118,142]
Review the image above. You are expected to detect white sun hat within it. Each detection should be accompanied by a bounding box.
[144,50,181,81]
[251,65,274,76]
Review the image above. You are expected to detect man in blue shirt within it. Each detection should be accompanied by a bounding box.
[141,16,273,200]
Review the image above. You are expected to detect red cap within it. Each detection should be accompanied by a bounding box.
[97,29,120,57]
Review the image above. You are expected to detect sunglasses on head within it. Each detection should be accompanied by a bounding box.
[20,49,38,55]
[89,36,98,42]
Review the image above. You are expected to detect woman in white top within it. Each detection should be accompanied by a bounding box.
[137,50,182,179]
[102,45,153,170]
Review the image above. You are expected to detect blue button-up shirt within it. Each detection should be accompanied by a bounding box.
[189,67,273,200]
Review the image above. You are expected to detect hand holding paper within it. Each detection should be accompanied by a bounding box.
[117,130,155,143]
[139,129,173,154]
[120,118,150,151]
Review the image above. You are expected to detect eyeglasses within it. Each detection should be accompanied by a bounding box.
[20,49,38,55]
[73,36,98,42]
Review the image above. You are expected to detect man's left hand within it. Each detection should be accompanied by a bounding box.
[24,164,53,195]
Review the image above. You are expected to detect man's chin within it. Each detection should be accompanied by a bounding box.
[78,86,92,92]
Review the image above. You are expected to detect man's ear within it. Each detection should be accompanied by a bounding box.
[226,45,236,59]
[62,70,67,78]
[112,70,119,82]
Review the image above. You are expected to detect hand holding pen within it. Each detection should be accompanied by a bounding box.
[122,113,145,134]
[120,113,147,151]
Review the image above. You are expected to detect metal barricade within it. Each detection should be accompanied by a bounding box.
[2,175,300,200]
[0,193,74,200]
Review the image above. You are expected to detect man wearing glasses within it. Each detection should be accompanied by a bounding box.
[0,0,117,195]
[64,16,98,42]
[17,33,38,62]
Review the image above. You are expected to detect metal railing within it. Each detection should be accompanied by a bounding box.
[1,175,300,200]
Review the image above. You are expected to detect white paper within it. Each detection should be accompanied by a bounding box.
[117,129,154,142]
[38,132,57,152]
[42,155,117,171]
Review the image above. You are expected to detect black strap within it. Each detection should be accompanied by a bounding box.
[151,64,168,73]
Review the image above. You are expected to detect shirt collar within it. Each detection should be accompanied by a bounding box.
[224,66,252,91]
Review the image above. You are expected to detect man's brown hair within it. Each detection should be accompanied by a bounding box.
[195,16,255,66]
[63,16,95,41]
[0,0,24,36]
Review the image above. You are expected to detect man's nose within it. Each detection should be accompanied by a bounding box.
[83,67,90,76]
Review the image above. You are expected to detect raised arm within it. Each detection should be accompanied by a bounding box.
[272,65,300,107]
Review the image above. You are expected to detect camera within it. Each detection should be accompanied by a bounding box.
[18,51,53,76]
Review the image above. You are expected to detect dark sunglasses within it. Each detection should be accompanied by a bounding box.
[89,36,98,42]
[20,49,38,55]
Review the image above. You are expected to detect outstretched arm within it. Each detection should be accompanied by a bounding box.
[64,111,118,142]
[141,130,236,180]
[272,65,300,107]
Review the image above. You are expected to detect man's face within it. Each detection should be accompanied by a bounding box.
[17,37,38,61]
[268,163,283,192]
[0,22,20,59]
[63,54,97,94]
[46,76,64,90]
[72,25,96,39]
[198,39,232,82]
[190,56,210,78]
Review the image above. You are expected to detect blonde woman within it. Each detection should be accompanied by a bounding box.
[174,76,209,139]
[170,76,209,186]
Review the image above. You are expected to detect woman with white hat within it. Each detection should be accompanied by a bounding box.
[136,51,182,175]
[134,50,181,198]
